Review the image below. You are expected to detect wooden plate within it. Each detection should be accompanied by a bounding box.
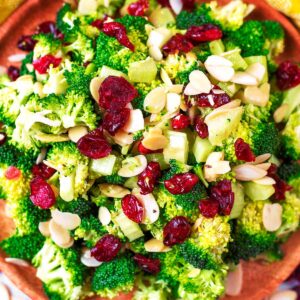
[0,1,300,299]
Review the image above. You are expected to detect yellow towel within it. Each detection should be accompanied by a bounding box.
[0,0,24,24]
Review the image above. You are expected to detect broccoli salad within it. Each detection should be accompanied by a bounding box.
[0,0,300,299]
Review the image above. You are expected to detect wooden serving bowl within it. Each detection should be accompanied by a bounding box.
[0,1,300,299]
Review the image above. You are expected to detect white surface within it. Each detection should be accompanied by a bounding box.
[0,273,29,300]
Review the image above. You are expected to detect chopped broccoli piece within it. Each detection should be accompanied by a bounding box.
[278,161,300,195]
[91,255,135,298]
[32,33,62,60]
[129,237,147,254]
[20,51,35,77]
[57,197,93,218]
[161,159,192,180]
[56,4,76,37]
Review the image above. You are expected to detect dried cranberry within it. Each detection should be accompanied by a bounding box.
[164,172,199,195]
[194,116,208,139]
[36,21,57,35]
[91,19,105,30]
[137,141,163,154]
[157,0,170,7]
[128,0,149,16]
[121,194,144,223]
[99,76,138,111]
[4,166,21,180]
[194,88,230,108]
[210,180,234,216]
[185,24,223,43]
[234,138,255,162]
[276,61,300,90]
[163,216,191,246]
[102,22,134,51]
[267,163,278,176]
[199,199,219,218]
[171,114,190,130]
[103,108,130,135]
[137,162,161,195]
[77,128,112,159]
[30,176,56,209]
[134,254,160,274]
[0,132,7,146]
[33,55,62,74]
[181,0,195,10]
[162,34,194,55]
[17,35,36,51]
[91,234,122,262]
[32,163,56,180]
[7,66,20,81]
[270,175,292,201]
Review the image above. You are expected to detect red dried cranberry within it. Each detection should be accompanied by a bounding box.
[210,180,234,216]
[4,166,21,180]
[164,172,199,195]
[276,61,300,90]
[133,254,160,274]
[194,116,208,139]
[162,34,194,55]
[128,0,149,16]
[181,0,195,10]
[36,21,57,35]
[137,141,163,154]
[185,24,223,43]
[163,216,191,246]
[91,234,122,262]
[267,163,278,176]
[171,114,190,130]
[32,163,56,180]
[17,35,36,51]
[33,55,62,74]
[99,76,138,111]
[0,132,7,146]
[234,138,256,162]
[102,22,134,51]
[137,162,161,195]
[30,176,56,209]
[91,19,105,30]
[77,128,112,159]
[103,108,130,135]
[7,66,20,81]
[194,88,230,108]
[199,199,219,218]
[121,194,144,223]
[272,175,292,201]
[157,0,170,7]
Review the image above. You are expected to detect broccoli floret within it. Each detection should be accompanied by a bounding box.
[97,0,125,17]
[194,43,213,63]
[33,239,86,300]
[161,159,192,180]
[179,215,231,270]
[0,232,45,261]
[281,110,300,160]
[278,161,300,195]
[8,196,50,235]
[73,215,107,248]
[56,4,76,37]
[175,61,201,84]
[91,255,135,298]
[227,201,276,263]
[129,237,147,254]
[57,197,93,218]
[32,33,62,60]
[46,142,90,200]
[20,51,35,77]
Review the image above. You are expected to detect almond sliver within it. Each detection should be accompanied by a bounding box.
[144,238,165,252]
[234,164,267,181]
[49,219,71,246]
[263,203,282,232]
[188,70,212,93]
[51,209,81,230]
[225,263,243,296]
[255,162,271,171]
[253,176,276,185]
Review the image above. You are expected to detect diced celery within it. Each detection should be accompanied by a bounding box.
[59,173,75,202]
[243,182,275,201]
[124,176,138,189]
[209,40,225,55]
[149,7,175,27]
[282,84,300,121]
[128,57,157,83]
[244,56,268,83]
[230,183,245,219]
[193,137,214,163]
[217,82,240,97]
[90,155,116,176]
[222,49,248,70]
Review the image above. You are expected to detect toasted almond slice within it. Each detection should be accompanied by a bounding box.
[0,283,10,300]
[81,249,102,267]
[231,72,258,85]
[68,126,88,143]
[149,46,163,61]
[206,152,224,165]
[113,130,134,146]
[118,155,148,177]
[188,268,201,278]
[273,103,289,123]
[205,55,233,67]
[98,206,111,225]
[234,164,267,181]
[58,237,74,249]
[169,0,183,14]
[90,77,104,102]
[206,65,235,82]
[246,62,266,83]
[167,84,184,94]
[215,161,231,174]
[225,263,243,296]
[189,70,212,93]
[253,176,276,185]
[144,238,165,252]
[99,183,130,198]
[184,82,201,96]
[204,100,241,122]
[269,290,297,300]
[166,93,181,113]
[160,68,173,86]
[147,28,172,49]
[49,219,71,246]
[36,148,47,164]
[144,87,167,113]
[256,162,271,171]
[51,209,81,230]
[8,53,26,62]
[252,153,271,165]
[263,203,282,232]
[142,133,168,151]
[5,257,29,267]
[123,109,145,133]
[244,83,270,107]
[39,221,50,237]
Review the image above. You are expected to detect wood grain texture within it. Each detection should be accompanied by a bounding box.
[0,1,300,299]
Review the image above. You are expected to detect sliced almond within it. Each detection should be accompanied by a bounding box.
[231,72,258,86]
[225,263,243,296]
[188,268,201,278]
[246,62,266,83]
[68,126,88,143]
[144,238,165,252]
[188,70,212,93]
[142,133,168,151]
[58,237,74,249]
[252,153,271,165]
[49,219,71,246]
[144,87,167,113]
[263,203,282,232]
[113,130,134,146]
[184,82,202,96]
[39,221,50,237]
[169,0,183,14]
[205,55,233,67]
[99,183,130,198]
[160,68,173,86]
[215,161,231,174]
[167,84,184,94]
[166,93,181,113]
[98,206,111,225]
[123,109,145,133]
[5,257,29,267]
[36,148,47,164]
[204,55,234,82]
[253,176,276,185]
[256,162,271,171]
[244,83,270,107]
[234,164,267,181]
[118,155,147,177]
[51,209,81,230]
[149,46,163,61]
[90,76,104,102]
[81,249,102,267]
[0,283,10,300]
[147,27,172,49]
[274,103,289,123]
[269,290,297,300]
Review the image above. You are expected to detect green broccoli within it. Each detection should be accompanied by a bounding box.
[0,232,45,261]
[56,197,93,218]
[32,33,62,60]
[20,51,35,77]
[161,159,192,180]
[33,239,86,300]
[281,110,300,160]
[278,161,300,196]
[129,237,147,254]
[56,4,74,36]
[227,201,276,263]
[102,155,126,185]
[175,61,201,84]
[91,255,135,298]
